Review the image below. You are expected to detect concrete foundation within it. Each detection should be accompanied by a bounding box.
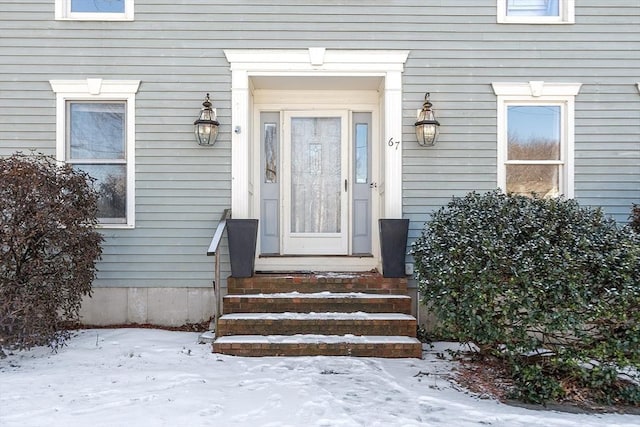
[79,287,215,327]
[408,288,438,332]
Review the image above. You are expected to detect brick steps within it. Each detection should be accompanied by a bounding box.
[227,272,407,295]
[213,335,423,358]
[216,312,416,337]
[212,272,422,358]
[222,292,412,315]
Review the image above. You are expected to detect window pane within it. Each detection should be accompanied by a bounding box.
[506,164,559,197]
[507,105,561,160]
[71,0,125,13]
[264,123,277,183]
[507,0,559,16]
[355,123,368,184]
[76,164,127,223]
[69,102,125,160]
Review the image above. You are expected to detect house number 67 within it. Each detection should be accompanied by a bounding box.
[388,138,400,150]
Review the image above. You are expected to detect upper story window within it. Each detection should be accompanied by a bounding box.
[497,0,574,24]
[492,81,582,198]
[50,78,140,227]
[55,0,134,21]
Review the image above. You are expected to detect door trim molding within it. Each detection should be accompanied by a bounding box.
[224,48,409,220]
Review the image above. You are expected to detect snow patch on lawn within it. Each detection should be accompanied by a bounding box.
[1,329,637,427]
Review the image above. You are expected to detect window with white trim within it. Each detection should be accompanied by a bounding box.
[55,0,134,21]
[50,79,140,227]
[492,81,581,198]
[497,0,574,24]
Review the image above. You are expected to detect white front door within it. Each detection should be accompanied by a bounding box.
[282,111,349,254]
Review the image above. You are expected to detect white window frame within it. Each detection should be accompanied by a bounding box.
[50,78,140,228]
[497,0,575,24]
[492,81,582,198]
[55,0,134,21]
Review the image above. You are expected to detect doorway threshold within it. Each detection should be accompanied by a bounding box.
[255,254,378,273]
[259,254,373,258]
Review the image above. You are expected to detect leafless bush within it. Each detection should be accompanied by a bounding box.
[1,153,103,355]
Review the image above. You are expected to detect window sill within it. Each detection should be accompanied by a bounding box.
[497,18,574,24]
[55,16,134,21]
[97,223,135,230]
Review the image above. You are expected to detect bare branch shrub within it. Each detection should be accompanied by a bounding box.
[0,153,103,355]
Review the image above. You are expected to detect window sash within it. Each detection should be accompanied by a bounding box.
[65,100,128,224]
[73,163,128,224]
[507,0,559,17]
[66,101,127,162]
[70,0,125,13]
[506,164,562,198]
[507,104,562,161]
[498,0,574,24]
[355,123,369,184]
[56,0,134,20]
[503,102,566,196]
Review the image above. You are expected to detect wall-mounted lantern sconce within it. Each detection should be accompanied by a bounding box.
[414,92,440,147]
[194,93,219,146]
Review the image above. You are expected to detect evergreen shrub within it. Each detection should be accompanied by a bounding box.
[0,153,103,356]
[412,190,640,404]
[630,204,640,234]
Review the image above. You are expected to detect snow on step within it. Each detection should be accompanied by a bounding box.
[221,312,415,321]
[214,334,421,345]
[235,292,410,299]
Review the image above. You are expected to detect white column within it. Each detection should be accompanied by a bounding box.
[383,70,403,218]
[230,69,250,218]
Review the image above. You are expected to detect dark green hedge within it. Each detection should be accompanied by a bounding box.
[412,190,639,404]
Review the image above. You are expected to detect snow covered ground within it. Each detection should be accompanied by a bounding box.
[1,328,637,427]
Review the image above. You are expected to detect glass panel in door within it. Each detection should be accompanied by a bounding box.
[283,111,348,254]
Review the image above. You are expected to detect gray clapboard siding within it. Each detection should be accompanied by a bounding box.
[1,0,638,291]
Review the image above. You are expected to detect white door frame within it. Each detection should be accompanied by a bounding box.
[252,93,381,271]
[224,48,409,271]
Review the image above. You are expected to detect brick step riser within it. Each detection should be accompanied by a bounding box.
[216,319,417,337]
[228,284,407,295]
[213,342,423,358]
[227,276,408,295]
[222,299,413,315]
